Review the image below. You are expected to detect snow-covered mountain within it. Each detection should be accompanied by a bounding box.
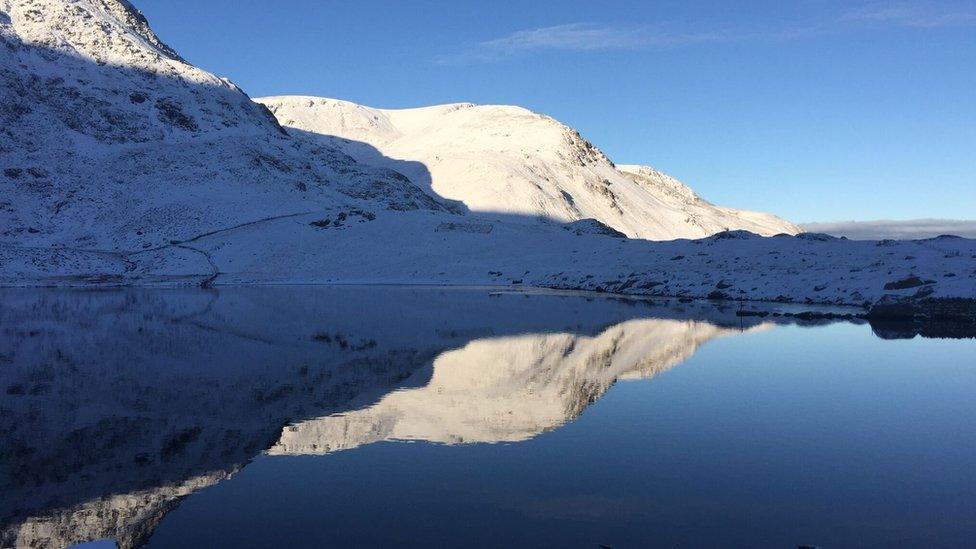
[1,1,973,319]
[1,0,792,260]
[0,0,437,254]
[257,96,800,240]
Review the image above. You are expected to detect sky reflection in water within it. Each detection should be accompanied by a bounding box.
[1,288,973,548]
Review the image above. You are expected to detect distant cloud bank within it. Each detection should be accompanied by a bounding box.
[802,219,976,240]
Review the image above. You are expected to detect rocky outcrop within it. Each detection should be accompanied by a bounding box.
[867,295,976,337]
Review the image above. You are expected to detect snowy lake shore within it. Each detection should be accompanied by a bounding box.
[3,208,974,328]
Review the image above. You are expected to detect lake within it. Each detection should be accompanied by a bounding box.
[1,287,974,548]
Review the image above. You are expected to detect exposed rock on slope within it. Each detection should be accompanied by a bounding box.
[617,164,799,237]
[257,96,800,240]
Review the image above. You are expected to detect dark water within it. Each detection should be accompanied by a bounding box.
[1,287,974,548]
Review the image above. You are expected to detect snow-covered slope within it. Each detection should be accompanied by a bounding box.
[257,96,800,240]
[0,1,973,319]
[616,164,801,237]
[0,0,437,254]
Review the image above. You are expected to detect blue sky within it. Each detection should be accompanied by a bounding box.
[135,0,975,222]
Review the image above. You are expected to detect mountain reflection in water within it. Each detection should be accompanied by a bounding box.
[0,287,766,548]
[2,287,968,548]
[271,318,753,454]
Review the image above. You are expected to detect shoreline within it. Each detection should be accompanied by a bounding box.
[2,282,972,338]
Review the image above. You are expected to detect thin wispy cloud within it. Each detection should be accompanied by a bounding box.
[841,2,976,28]
[481,23,725,53]
[434,23,735,64]
[435,2,976,65]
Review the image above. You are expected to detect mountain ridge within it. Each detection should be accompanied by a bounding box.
[0,0,439,255]
[258,95,801,240]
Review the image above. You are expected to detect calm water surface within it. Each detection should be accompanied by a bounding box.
[1,287,973,548]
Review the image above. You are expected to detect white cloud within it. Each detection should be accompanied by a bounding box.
[435,4,976,64]
[434,23,731,64]
[480,23,721,53]
[841,2,976,28]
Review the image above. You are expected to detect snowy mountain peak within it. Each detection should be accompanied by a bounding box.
[0,0,439,251]
[3,0,180,62]
[258,96,799,240]
[0,0,285,145]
